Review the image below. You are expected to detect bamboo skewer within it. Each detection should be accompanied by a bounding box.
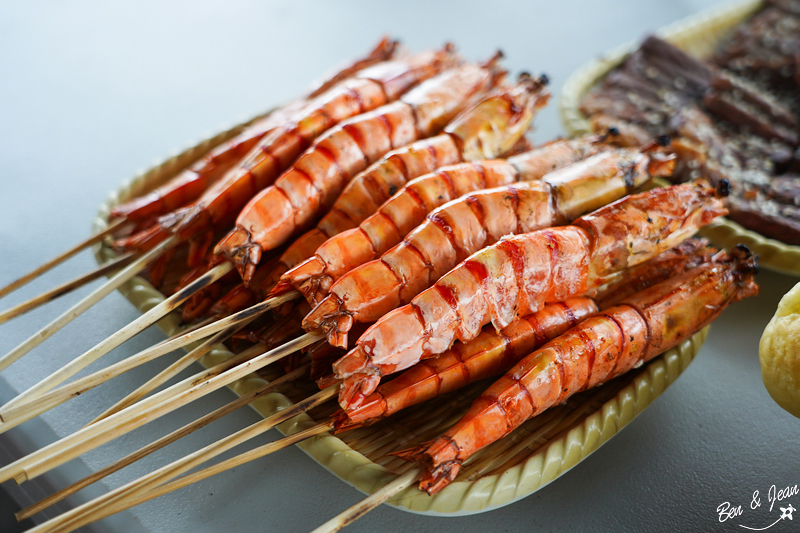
[0,332,322,484]
[3,314,216,433]
[28,386,338,533]
[0,325,235,431]
[0,235,178,373]
[0,218,128,301]
[0,257,230,412]
[16,364,310,521]
[0,345,265,485]
[312,467,423,533]
[87,315,252,425]
[0,251,136,325]
[0,289,299,429]
[58,422,334,530]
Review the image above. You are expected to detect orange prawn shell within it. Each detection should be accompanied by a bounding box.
[274,75,549,284]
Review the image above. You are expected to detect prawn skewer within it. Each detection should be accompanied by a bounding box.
[0,50,469,404]
[134,55,506,320]
[334,238,713,429]
[396,247,759,494]
[332,180,729,407]
[274,132,616,308]
[220,133,608,319]
[302,140,675,347]
[213,55,506,281]
[13,298,592,526]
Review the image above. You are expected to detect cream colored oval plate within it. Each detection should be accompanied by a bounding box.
[559,0,800,278]
[93,106,709,517]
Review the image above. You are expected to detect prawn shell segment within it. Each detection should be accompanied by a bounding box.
[289,74,549,273]
[542,148,665,221]
[357,45,460,101]
[506,136,607,182]
[401,63,503,137]
[315,135,462,240]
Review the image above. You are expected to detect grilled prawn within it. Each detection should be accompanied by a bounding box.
[255,74,550,293]
[333,238,714,431]
[332,180,729,407]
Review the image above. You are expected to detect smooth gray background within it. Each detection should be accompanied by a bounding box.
[1,1,799,532]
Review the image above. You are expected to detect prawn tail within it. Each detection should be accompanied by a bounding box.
[303,295,352,348]
[274,256,331,305]
[214,227,261,284]
[391,439,461,495]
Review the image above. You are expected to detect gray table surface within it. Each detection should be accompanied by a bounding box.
[1,1,799,532]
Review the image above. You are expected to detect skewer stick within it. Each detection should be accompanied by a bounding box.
[0,235,178,373]
[0,325,234,431]
[312,467,423,533]
[0,255,228,411]
[89,290,299,423]
[0,342,256,479]
[0,345,265,485]
[0,218,127,301]
[29,386,337,533]
[0,289,299,429]
[80,421,333,527]
[0,252,136,325]
[0,332,321,484]
[60,421,333,529]
[87,315,249,425]
[16,364,310,521]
